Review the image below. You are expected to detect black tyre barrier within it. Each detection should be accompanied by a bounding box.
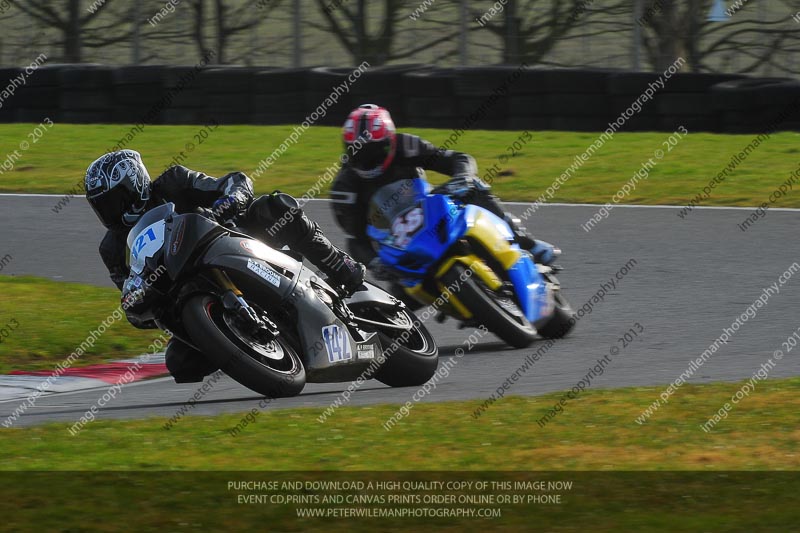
[754,82,800,110]
[349,64,426,124]
[454,66,530,96]
[661,73,744,93]
[60,90,114,111]
[606,71,662,95]
[59,65,113,89]
[305,67,357,125]
[710,78,795,111]
[403,68,454,95]
[113,65,165,84]
[508,94,558,117]
[609,95,661,117]
[0,68,22,122]
[656,93,712,116]
[405,96,458,121]
[546,93,614,117]
[509,68,554,95]
[253,68,308,94]
[0,64,796,132]
[541,68,619,94]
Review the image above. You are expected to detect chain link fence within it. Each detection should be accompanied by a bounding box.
[0,1,797,77]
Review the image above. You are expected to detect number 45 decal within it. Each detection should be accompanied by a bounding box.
[322,325,353,363]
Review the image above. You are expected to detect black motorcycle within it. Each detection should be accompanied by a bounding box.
[124,202,438,398]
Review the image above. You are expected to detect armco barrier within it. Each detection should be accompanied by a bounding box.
[0,64,796,133]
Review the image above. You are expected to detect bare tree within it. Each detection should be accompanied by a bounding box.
[186,0,281,64]
[640,0,800,74]
[10,0,132,62]
[473,0,594,65]
[310,0,458,66]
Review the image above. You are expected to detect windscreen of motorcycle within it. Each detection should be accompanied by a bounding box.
[126,203,173,274]
[367,179,426,249]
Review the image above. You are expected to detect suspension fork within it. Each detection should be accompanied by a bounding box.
[211,267,242,296]
[210,268,277,334]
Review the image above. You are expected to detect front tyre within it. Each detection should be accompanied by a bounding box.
[181,294,306,398]
[537,291,574,339]
[442,264,537,349]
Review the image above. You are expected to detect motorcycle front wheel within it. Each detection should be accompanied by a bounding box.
[442,264,537,349]
[182,294,306,398]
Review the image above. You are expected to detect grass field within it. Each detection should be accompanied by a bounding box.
[2,377,798,470]
[2,379,799,528]
[1,471,796,531]
[1,356,797,528]
[1,124,800,206]
[0,276,166,373]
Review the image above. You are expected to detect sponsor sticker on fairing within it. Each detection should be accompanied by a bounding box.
[246,258,281,287]
[357,344,375,360]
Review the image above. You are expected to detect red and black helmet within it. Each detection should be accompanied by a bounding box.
[342,104,397,179]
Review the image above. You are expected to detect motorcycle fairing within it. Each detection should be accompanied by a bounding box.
[367,178,554,325]
[287,268,383,383]
[202,248,382,382]
[461,206,551,323]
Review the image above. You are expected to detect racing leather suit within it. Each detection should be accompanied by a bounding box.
[330,133,532,266]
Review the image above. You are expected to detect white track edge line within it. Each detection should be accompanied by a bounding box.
[2,194,799,212]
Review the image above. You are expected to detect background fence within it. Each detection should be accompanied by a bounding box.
[1,64,799,133]
[1,1,799,76]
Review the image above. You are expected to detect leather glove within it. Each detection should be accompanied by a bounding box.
[211,195,238,221]
[439,175,490,202]
[194,207,218,222]
[121,275,160,329]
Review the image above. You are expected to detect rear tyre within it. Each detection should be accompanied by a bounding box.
[181,294,306,398]
[442,264,537,349]
[363,307,439,387]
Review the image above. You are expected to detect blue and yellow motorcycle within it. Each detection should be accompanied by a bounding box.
[366,175,574,348]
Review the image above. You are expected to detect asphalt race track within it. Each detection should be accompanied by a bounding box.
[1,195,799,426]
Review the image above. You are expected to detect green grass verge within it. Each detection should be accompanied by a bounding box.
[0,276,165,373]
[2,123,799,206]
[0,470,797,532]
[2,373,797,528]
[2,377,798,470]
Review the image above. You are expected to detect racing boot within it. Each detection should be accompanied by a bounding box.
[293,222,366,296]
[165,339,219,383]
[503,214,561,266]
[456,185,561,266]
[246,192,366,295]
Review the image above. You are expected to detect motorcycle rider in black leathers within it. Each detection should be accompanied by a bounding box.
[85,149,365,383]
[330,104,558,303]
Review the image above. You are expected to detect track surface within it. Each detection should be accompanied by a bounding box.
[1,196,799,426]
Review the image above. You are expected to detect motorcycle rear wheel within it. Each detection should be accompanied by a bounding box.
[359,306,439,387]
